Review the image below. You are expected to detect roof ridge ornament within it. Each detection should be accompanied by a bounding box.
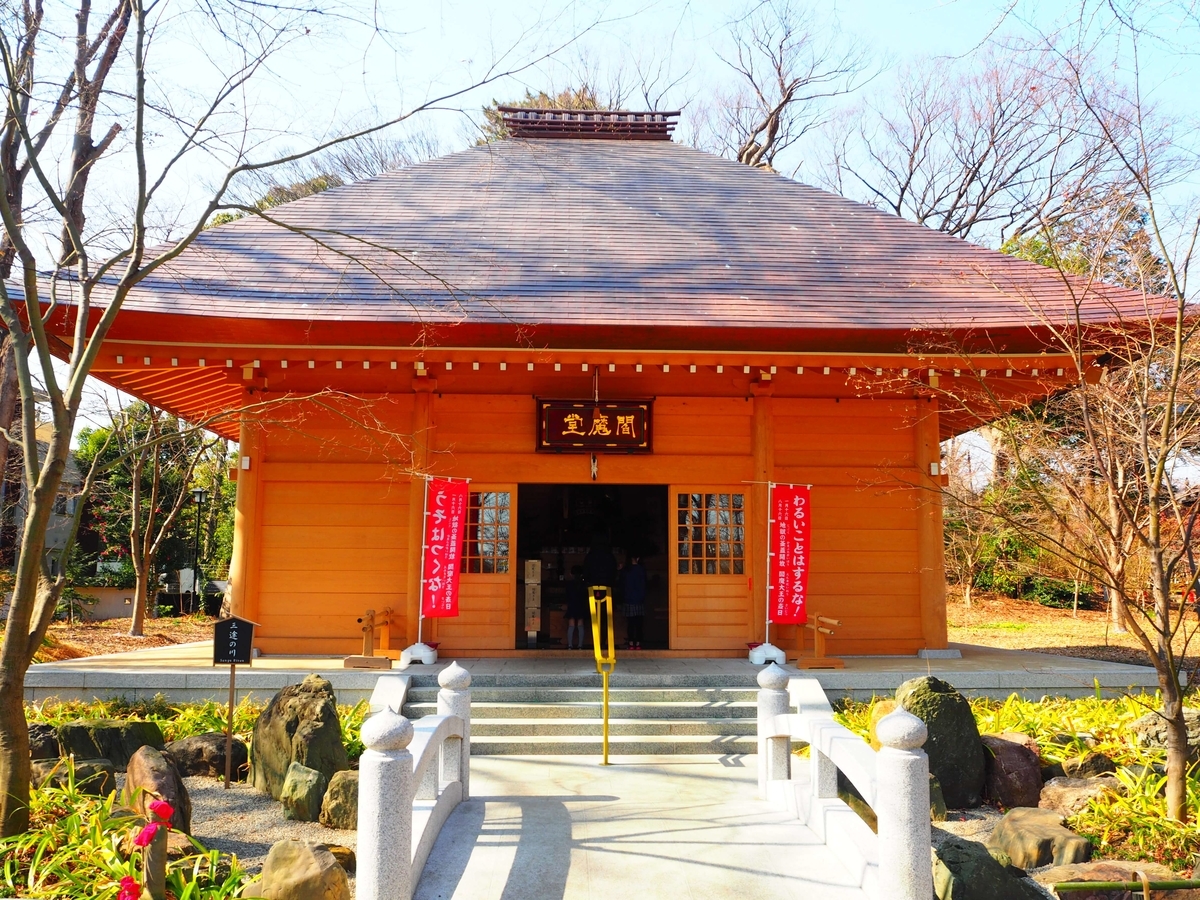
[498,107,679,141]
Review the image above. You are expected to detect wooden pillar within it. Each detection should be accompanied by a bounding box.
[228,410,263,625]
[915,398,948,649]
[405,379,435,645]
[751,384,774,644]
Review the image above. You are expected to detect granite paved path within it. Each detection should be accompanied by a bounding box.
[414,754,868,900]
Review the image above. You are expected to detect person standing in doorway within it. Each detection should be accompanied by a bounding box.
[565,565,589,650]
[621,554,647,650]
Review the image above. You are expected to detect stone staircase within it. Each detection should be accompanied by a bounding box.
[402,673,759,755]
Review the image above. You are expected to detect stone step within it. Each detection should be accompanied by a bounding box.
[404,672,763,689]
[405,687,757,704]
[468,717,758,737]
[403,700,757,720]
[469,733,758,755]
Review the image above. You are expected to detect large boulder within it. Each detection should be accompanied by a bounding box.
[895,676,985,808]
[252,839,350,900]
[166,733,249,780]
[933,836,1046,900]
[1038,776,1121,817]
[981,734,1042,809]
[1130,708,1200,758]
[251,675,348,800]
[987,807,1092,870]
[28,723,59,760]
[1063,751,1116,779]
[281,762,327,822]
[123,745,192,833]
[1034,861,1200,900]
[31,757,115,797]
[56,720,165,769]
[319,770,358,830]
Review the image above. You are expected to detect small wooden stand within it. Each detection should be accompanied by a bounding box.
[344,607,398,668]
[793,613,845,669]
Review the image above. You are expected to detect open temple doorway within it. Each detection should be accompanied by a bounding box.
[516,484,669,651]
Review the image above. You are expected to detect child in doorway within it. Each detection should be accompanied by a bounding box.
[621,554,647,650]
[564,565,589,650]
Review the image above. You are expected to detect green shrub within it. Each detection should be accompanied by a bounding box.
[834,690,1200,869]
[0,761,251,898]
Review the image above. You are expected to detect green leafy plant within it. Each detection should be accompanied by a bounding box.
[0,760,251,898]
[339,700,369,761]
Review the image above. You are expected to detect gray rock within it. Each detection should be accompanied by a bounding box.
[1040,762,1066,783]
[1130,708,1200,759]
[896,676,986,808]
[987,807,1092,870]
[319,770,358,830]
[323,844,355,873]
[930,774,948,822]
[166,733,248,780]
[1063,751,1116,779]
[1038,776,1120,817]
[933,836,1046,900]
[250,674,348,800]
[281,762,327,822]
[123,745,192,833]
[252,839,350,900]
[28,723,59,760]
[1034,861,1200,900]
[31,757,115,797]
[56,719,165,769]
[981,734,1042,808]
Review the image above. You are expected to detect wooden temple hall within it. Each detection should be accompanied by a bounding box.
[57,108,1149,658]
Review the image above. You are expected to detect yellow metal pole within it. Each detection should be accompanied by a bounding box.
[589,586,617,766]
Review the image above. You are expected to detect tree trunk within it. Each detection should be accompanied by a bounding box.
[963,579,973,608]
[1108,587,1127,633]
[0,662,31,836]
[129,565,152,637]
[1159,674,1190,822]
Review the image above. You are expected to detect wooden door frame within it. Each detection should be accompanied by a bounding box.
[430,483,517,649]
[668,485,754,651]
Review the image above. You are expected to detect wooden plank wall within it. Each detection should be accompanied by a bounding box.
[773,398,924,655]
[251,396,414,654]
[242,391,933,656]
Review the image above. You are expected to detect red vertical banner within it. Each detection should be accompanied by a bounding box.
[421,478,469,618]
[770,484,811,625]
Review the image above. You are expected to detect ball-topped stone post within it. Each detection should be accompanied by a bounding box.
[756,663,791,797]
[437,661,472,798]
[357,706,415,900]
[874,707,933,900]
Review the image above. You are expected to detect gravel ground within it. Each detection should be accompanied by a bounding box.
[179,776,357,888]
[932,806,1057,899]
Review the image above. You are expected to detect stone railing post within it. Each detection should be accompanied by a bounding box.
[874,707,933,900]
[756,663,791,797]
[436,661,472,799]
[357,706,415,900]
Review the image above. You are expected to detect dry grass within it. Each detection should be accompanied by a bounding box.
[33,616,216,663]
[948,591,1200,670]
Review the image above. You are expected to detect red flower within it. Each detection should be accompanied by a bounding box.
[118,876,140,900]
[132,822,159,847]
[148,799,174,822]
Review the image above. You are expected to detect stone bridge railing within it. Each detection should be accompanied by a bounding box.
[756,664,932,900]
[356,663,472,900]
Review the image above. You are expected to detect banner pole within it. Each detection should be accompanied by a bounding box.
[766,481,775,648]
[417,475,430,645]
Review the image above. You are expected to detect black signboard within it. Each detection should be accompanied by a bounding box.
[537,399,653,453]
[213,617,255,665]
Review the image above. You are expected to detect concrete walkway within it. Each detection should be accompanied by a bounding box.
[415,755,868,900]
[26,642,1159,703]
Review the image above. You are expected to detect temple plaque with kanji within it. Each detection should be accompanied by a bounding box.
[537,400,652,453]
